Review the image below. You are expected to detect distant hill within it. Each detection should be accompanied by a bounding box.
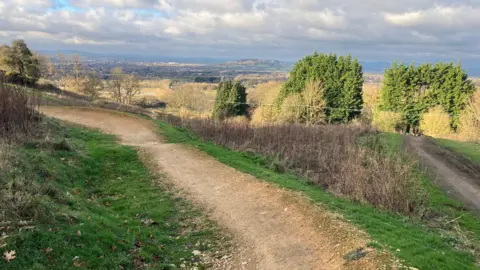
[221,59,292,67]
[37,49,232,64]
[35,49,480,77]
[217,59,293,72]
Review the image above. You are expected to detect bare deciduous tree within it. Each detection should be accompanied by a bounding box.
[81,72,104,101]
[47,58,56,78]
[123,74,140,105]
[72,54,83,84]
[107,67,140,105]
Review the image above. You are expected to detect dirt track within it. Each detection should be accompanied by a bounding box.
[42,107,383,270]
[404,136,480,211]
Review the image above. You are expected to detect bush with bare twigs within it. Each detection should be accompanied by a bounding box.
[361,83,381,124]
[458,90,480,141]
[250,82,282,124]
[0,83,39,138]
[158,113,425,214]
[372,109,404,133]
[420,106,452,137]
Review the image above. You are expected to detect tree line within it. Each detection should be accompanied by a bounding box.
[1,39,476,136]
[278,52,364,123]
[214,52,364,123]
[216,51,478,140]
[379,61,476,132]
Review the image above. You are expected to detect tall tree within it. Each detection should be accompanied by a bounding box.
[379,61,475,132]
[107,67,140,105]
[278,52,364,123]
[123,74,140,105]
[380,61,408,112]
[108,67,125,103]
[0,40,40,84]
[340,58,364,122]
[212,81,248,119]
[81,72,104,101]
[72,54,84,86]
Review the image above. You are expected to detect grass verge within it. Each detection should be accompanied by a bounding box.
[156,122,480,270]
[0,119,229,269]
[434,138,480,164]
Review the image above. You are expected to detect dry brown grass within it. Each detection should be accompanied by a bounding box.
[158,113,424,214]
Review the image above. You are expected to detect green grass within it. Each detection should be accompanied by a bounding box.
[434,138,480,164]
[156,122,480,270]
[0,120,226,269]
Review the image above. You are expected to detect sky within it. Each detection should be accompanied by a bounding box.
[1,0,480,63]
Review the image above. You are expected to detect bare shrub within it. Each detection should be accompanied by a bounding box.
[420,106,452,137]
[362,83,381,124]
[158,113,425,214]
[458,90,480,141]
[0,83,39,138]
[372,109,404,133]
[247,81,283,105]
[278,94,304,123]
[250,82,282,125]
[302,79,326,125]
[178,107,210,119]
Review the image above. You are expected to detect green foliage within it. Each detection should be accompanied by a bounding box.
[0,40,40,85]
[278,52,364,123]
[212,81,248,119]
[380,61,476,132]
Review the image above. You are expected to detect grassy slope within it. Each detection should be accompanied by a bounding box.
[156,122,480,270]
[0,120,225,269]
[434,138,480,164]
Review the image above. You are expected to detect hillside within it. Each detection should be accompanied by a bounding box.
[220,59,291,67]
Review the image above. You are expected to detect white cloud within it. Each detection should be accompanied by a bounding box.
[384,11,423,26]
[0,0,479,61]
[384,5,480,28]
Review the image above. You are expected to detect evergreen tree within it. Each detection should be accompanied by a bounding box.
[278,52,364,123]
[379,61,475,132]
[340,58,364,122]
[0,39,40,84]
[380,61,408,112]
[213,81,248,119]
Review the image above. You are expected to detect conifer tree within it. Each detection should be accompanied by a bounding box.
[278,52,364,123]
[379,61,475,132]
[213,81,248,119]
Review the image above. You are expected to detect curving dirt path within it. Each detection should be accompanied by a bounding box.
[42,107,383,270]
[404,136,480,211]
